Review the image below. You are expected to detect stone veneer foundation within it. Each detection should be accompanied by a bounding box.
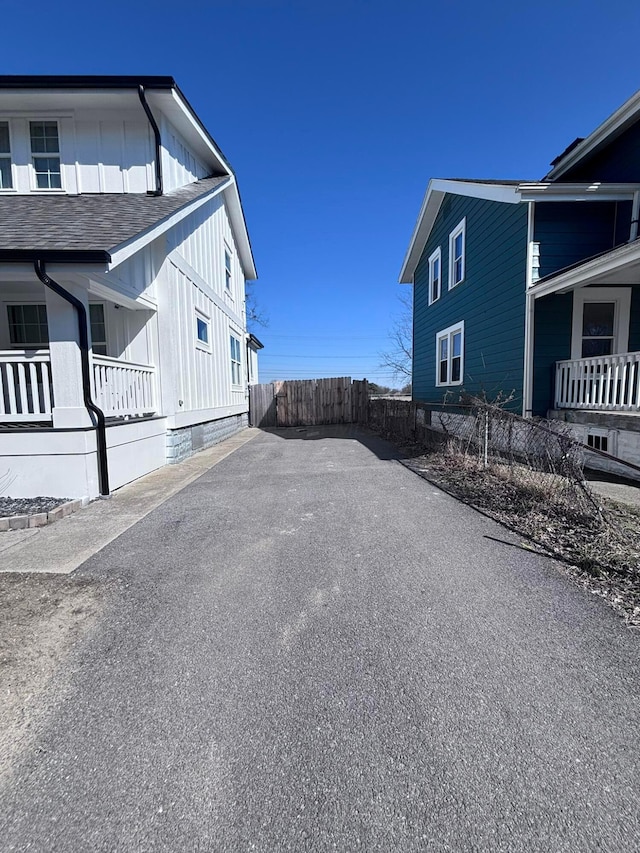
[166,414,249,463]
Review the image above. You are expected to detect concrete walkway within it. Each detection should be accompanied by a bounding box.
[1,426,638,852]
[0,428,259,574]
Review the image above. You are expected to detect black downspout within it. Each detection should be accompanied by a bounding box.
[34,260,110,496]
[138,84,163,196]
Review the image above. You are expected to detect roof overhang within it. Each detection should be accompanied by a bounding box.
[399,179,521,284]
[518,181,640,202]
[530,238,640,300]
[544,88,640,180]
[247,333,264,350]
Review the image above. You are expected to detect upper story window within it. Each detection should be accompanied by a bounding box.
[224,246,233,292]
[30,121,61,189]
[0,122,12,190]
[448,218,466,289]
[428,247,441,305]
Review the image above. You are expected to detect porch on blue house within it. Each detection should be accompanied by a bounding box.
[529,238,640,468]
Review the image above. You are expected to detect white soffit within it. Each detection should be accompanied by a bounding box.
[398,179,521,284]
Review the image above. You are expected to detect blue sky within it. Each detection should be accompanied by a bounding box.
[3,0,640,385]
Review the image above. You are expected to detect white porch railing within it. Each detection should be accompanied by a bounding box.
[92,355,156,418]
[0,350,53,422]
[555,352,640,411]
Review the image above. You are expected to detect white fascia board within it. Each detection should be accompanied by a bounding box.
[518,181,640,202]
[530,239,640,299]
[168,89,232,177]
[545,89,640,180]
[223,177,258,280]
[107,179,232,270]
[398,179,521,284]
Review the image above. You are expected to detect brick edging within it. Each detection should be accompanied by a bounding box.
[0,497,88,532]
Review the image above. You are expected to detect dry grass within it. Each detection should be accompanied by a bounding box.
[405,447,640,627]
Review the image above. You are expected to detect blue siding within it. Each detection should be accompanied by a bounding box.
[532,293,573,417]
[534,201,632,279]
[412,194,528,411]
[559,122,640,182]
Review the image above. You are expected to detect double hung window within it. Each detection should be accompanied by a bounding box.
[428,247,441,305]
[230,335,242,385]
[0,122,12,189]
[448,219,466,289]
[8,304,49,348]
[224,246,233,292]
[30,121,61,189]
[89,304,107,355]
[436,322,464,386]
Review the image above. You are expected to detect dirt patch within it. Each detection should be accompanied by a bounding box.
[403,450,640,628]
[0,573,103,780]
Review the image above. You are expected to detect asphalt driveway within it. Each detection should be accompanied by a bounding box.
[1,426,638,852]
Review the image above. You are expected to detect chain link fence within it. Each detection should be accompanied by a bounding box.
[367,398,640,598]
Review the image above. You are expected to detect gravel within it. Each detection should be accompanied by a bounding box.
[0,496,69,518]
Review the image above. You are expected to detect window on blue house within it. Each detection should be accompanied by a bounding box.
[436,321,464,386]
[448,218,466,288]
[428,247,441,305]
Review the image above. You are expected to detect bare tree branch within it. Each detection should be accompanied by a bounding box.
[379,290,412,384]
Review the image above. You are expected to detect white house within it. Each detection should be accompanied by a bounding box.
[0,75,259,500]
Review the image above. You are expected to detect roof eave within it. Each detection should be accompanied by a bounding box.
[0,249,111,263]
[399,179,522,283]
[544,88,640,180]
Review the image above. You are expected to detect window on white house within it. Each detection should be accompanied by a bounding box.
[8,304,49,348]
[448,218,466,289]
[89,304,107,356]
[436,321,464,386]
[30,121,61,189]
[0,122,12,190]
[428,247,441,305]
[230,334,242,385]
[224,246,233,292]
[195,309,210,348]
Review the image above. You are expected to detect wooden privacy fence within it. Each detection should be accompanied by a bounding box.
[250,377,369,428]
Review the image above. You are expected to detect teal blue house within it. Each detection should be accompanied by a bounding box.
[400,88,640,464]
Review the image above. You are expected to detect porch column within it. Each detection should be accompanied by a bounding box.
[45,282,93,428]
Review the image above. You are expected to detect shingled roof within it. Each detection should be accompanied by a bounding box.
[0,176,229,263]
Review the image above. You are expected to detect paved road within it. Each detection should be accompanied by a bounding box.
[1,427,639,852]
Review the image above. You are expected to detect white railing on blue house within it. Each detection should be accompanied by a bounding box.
[0,350,53,422]
[555,352,640,411]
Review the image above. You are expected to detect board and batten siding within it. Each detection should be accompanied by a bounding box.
[157,197,248,422]
[167,260,245,413]
[534,201,632,280]
[413,193,528,411]
[160,114,209,193]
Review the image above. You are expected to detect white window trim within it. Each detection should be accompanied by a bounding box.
[229,332,242,387]
[428,246,442,305]
[435,320,465,387]
[448,218,466,290]
[6,302,49,349]
[195,308,211,351]
[0,120,14,193]
[224,242,234,297]
[29,119,63,192]
[570,287,631,360]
